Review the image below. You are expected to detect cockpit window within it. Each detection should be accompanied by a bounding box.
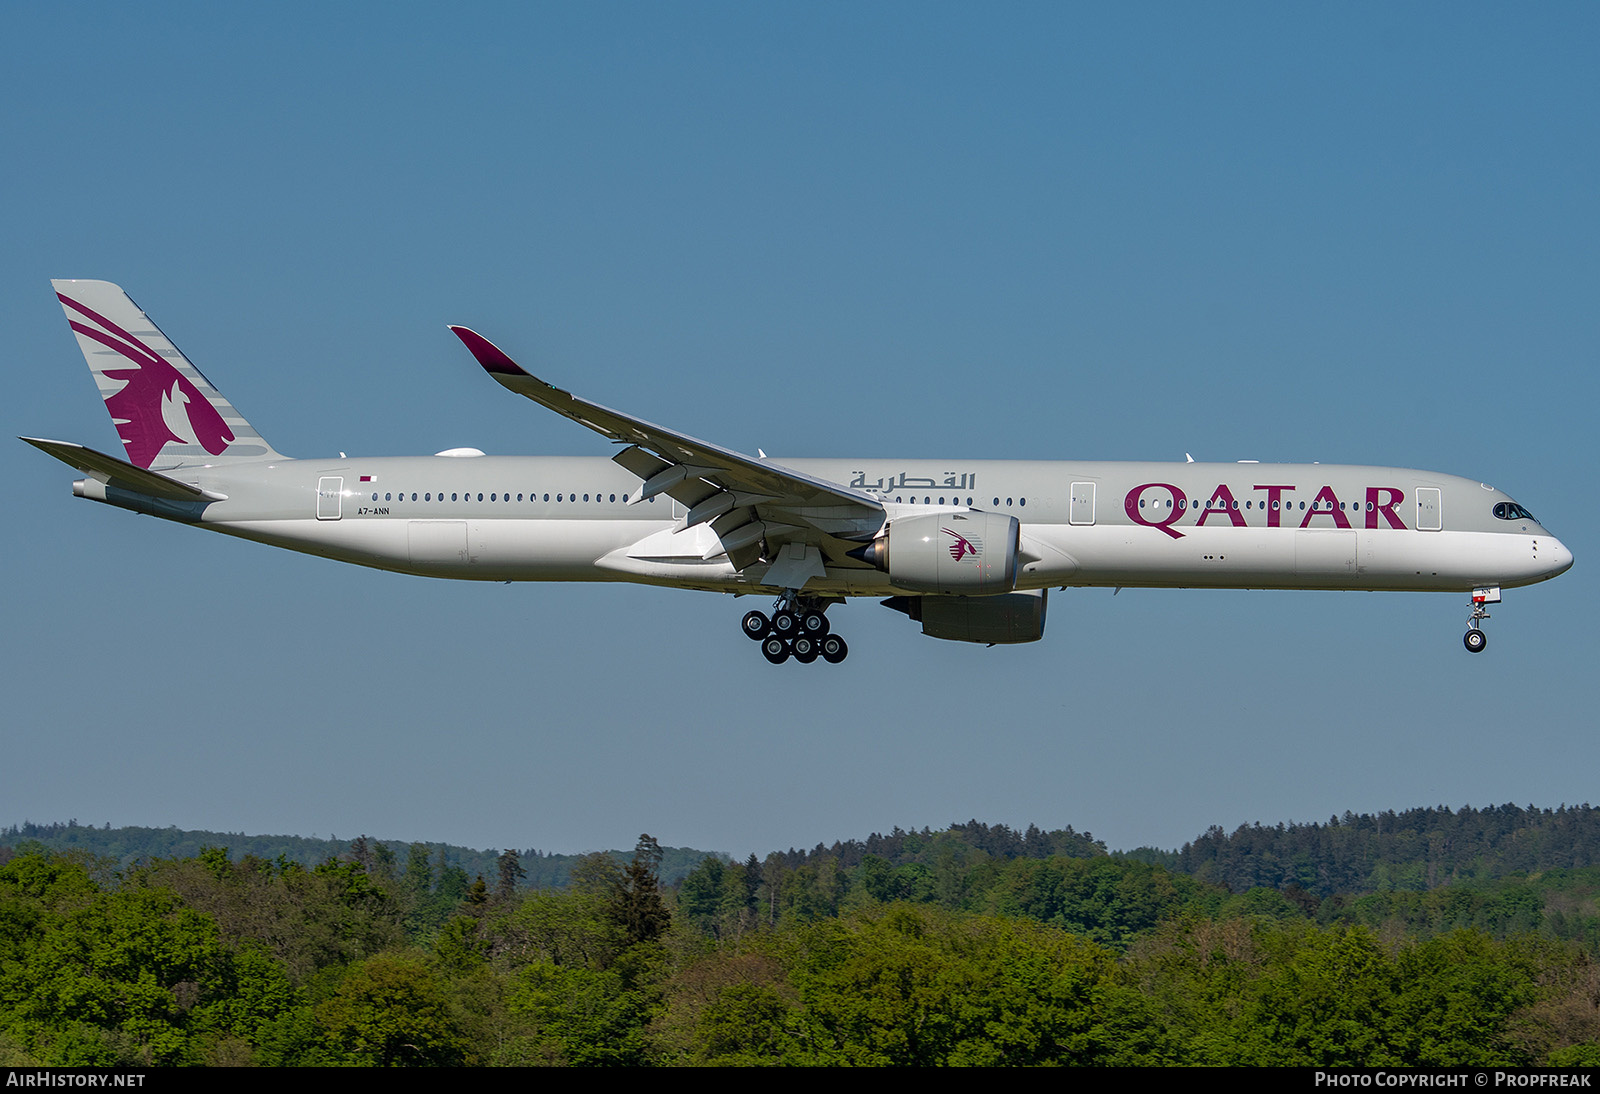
[1493,501,1537,522]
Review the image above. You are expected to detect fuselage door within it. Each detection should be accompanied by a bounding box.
[317,476,344,521]
[1069,482,1096,526]
[1416,487,1442,532]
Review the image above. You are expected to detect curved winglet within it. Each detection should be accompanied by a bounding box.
[449,326,528,377]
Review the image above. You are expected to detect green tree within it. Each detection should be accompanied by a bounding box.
[496,849,525,901]
[1,872,229,1065]
[435,850,470,909]
[789,905,1164,1065]
[677,856,726,936]
[609,835,670,947]
[317,952,467,1066]
[506,962,649,1065]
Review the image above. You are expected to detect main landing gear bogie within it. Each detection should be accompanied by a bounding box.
[741,594,847,665]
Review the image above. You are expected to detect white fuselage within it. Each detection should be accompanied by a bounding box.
[94,453,1571,598]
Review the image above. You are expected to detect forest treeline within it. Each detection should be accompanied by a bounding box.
[0,821,708,888]
[3,820,1600,1066]
[1167,803,1600,895]
[766,805,1600,897]
[11,802,1598,897]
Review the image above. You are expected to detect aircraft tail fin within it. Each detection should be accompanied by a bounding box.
[52,279,284,470]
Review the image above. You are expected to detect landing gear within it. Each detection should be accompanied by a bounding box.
[743,591,848,665]
[1463,586,1499,654]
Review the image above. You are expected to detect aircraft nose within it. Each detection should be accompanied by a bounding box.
[1545,537,1574,578]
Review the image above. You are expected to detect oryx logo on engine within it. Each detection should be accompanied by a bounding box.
[943,527,981,562]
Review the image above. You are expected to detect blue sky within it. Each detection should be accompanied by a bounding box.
[4,3,1596,859]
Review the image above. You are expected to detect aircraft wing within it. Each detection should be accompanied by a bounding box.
[449,327,884,582]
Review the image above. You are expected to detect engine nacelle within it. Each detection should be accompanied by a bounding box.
[850,511,1019,594]
[882,589,1048,644]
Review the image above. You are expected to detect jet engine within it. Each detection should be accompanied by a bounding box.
[882,589,1048,644]
[848,511,1019,594]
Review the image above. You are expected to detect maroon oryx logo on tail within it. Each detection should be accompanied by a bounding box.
[943,527,981,561]
[58,292,234,468]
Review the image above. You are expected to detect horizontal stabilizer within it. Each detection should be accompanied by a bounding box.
[20,437,220,501]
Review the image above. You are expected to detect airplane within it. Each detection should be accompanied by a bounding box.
[25,280,1573,664]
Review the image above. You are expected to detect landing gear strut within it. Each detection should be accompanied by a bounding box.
[1463,586,1500,654]
[740,591,847,664]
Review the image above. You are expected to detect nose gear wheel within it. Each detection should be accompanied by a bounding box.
[1463,587,1498,654]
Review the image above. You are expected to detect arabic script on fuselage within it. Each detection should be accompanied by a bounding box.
[850,470,977,493]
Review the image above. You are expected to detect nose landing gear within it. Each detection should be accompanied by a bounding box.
[741,592,847,664]
[1463,586,1500,654]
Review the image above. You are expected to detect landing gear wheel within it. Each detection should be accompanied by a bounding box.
[820,634,849,664]
[741,610,771,640]
[1464,588,1496,654]
[793,635,819,663]
[800,610,829,636]
[772,610,798,637]
[762,636,791,664]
